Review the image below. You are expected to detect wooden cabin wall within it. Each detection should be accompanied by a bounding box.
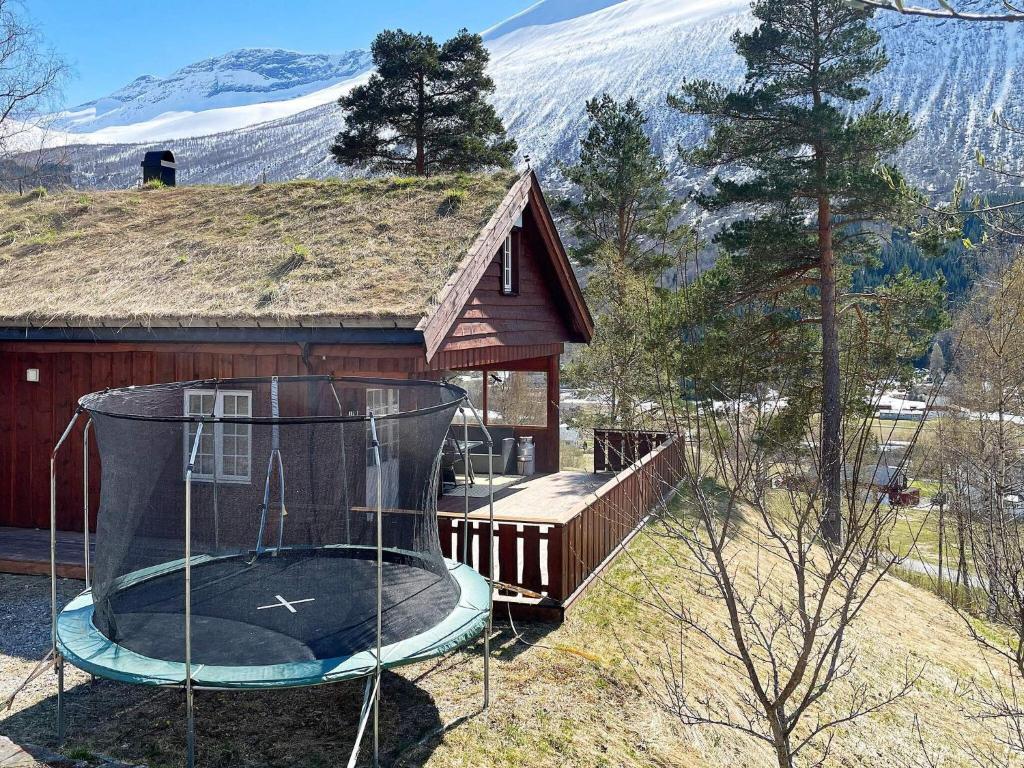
[0,343,396,532]
[0,340,563,531]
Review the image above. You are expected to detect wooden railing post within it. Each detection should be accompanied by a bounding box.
[547,523,566,602]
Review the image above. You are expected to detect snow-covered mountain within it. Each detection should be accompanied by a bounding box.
[53,48,371,140]
[46,0,1024,193]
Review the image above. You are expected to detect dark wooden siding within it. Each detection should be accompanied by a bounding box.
[0,341,564,531]
[438,207,575,354]
[0,346,320,532]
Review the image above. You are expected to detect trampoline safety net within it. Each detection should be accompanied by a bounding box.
[79,376,466,668]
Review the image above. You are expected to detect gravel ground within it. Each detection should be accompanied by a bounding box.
[0,573,498,768]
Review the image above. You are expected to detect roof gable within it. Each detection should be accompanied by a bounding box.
[417,171,593,360]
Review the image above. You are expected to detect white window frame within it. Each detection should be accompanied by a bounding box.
[183,389,252,484]
[366,387,401,509]
[501,233,514,295]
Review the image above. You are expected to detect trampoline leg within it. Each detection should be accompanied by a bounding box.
[483,626,490,710]
[186,683,195,768]
[373,671,380,768]
[56,653,65,745]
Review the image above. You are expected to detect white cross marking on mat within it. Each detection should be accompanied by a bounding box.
[256,594,315,613]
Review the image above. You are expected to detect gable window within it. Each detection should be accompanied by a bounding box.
[183,389,252,483]
[500,228,521,296]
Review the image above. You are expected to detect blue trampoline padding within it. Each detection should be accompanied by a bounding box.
[56,555,491,689]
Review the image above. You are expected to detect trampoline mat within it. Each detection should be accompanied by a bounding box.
[95,549,461,667]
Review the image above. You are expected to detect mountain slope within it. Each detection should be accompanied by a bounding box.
[55,0,1024,193]
[54,48,371,139]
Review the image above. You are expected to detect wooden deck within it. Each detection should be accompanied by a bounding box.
[0,526,93,579]
[438,471,607,524]
[438,439,684,620]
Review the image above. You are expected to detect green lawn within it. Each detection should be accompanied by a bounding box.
[886,496,974,582]
[869,415,935,445]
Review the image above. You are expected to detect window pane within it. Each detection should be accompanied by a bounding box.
[444,371,483,422]
[197,454,214,476]
[487,371,547,427]
[187,392,214,416]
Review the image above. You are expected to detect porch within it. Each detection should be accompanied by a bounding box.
[0,525,92,579]
[438,433,684,621]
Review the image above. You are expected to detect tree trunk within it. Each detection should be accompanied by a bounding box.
[818,190,843,545]
[769,709,795,768]
[810,25,842,545]
[415,72,426,176]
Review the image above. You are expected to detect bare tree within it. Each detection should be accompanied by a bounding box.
[591,247,945,766]
[0,0,66,190]
[935,254,1024,766]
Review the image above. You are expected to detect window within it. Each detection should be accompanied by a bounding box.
[183,389,252,483]
[487,370,547,427]
[500,231,517,295]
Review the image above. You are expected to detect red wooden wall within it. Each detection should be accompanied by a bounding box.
[438,206,576,354]
[0,345,315,532]
[0,341,564,531]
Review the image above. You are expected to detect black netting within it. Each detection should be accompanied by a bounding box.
[81,376,465,666]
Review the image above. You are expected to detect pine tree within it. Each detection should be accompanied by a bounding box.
[560,95,690,427]
[331,29,516,176]
[560,95,683,273]
[670,0,917,543]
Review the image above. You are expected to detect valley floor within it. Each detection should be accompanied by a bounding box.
[0,517,1015,768]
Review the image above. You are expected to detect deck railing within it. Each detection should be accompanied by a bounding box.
[593,428,671,472]
[438,433,685,619]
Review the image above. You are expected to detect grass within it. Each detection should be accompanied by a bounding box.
[888,504,942,561]
[560,439,595,472]
[1,511,1019,767]
[0,172,517,326]
[869,415,936,445]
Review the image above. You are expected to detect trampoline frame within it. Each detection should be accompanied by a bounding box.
[49,376,497,768]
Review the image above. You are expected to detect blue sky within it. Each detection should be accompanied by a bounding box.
[28,1,533,107]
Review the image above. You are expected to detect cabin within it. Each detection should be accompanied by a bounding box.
[0,168,588,522]
[0,168,683,619]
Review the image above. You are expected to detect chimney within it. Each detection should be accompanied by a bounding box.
[141,150,176,186]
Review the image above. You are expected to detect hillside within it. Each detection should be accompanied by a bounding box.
[38,0,1024,193]
[0,512,1013,767]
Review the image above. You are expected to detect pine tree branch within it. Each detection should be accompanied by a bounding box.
[848,0,1024,21]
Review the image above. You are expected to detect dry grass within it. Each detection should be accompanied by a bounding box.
[0,172,517,328]
[1,519,1018,768]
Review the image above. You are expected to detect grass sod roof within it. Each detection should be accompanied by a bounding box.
[0,171,519,329]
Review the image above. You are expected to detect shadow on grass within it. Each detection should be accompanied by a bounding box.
[485,616,559,663]
[1,668,461,768]
[662,477,751,529]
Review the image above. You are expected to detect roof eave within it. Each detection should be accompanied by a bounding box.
[0,324,426,346]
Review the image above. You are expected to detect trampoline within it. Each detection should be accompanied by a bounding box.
[48,376,496,767]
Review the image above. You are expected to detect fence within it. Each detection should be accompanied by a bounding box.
[593,428,671,472]
[438,432,685,620]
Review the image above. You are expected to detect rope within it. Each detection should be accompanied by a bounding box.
[2,648,54,712]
